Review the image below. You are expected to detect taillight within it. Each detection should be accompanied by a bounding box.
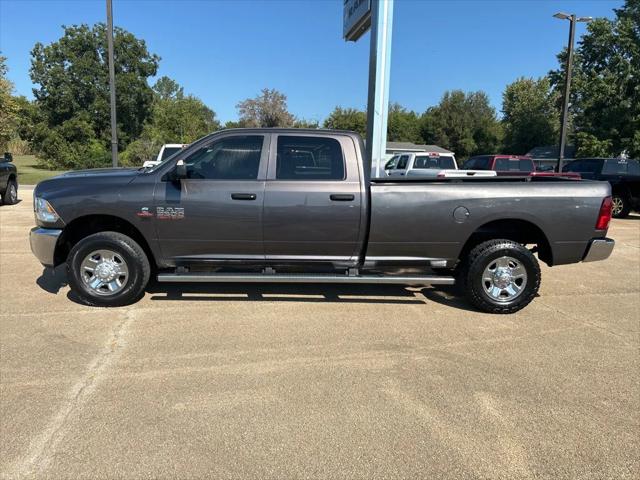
[596,196,612,230]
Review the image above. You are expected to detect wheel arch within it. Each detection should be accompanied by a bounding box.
[460,218,553,266]
[54,214,156,269]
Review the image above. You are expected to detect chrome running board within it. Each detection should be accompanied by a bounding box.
[157,272,455,285]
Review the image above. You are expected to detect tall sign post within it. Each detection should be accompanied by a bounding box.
[106,0,118,167]
[344,0,394,178]
[553,12,592,172]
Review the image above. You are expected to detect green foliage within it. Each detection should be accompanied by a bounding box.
[0,55,18,151]
[292,118,320,129]
[501,77,558,154]
[236,88,294,127]
[323,107,367,137]
[420,90,502,159]
[121,76,221,166]
[387,103,421,142]
[549,0,640,158]
[575,132,614,158]
[29,23,159,168]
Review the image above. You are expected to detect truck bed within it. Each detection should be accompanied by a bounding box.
[366,178,610,267]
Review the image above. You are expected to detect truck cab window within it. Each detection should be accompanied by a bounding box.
[184,135,263,180]
[276,136,345,180]
[396,155,409,170]
[385,156,398,170]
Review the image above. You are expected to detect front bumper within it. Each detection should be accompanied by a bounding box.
[583,238,615,262]
[29,227,62,267]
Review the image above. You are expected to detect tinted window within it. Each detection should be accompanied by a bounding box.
[396,155,409,170]
[385,156,398,170]
[602,159,640,175]
[563,159,602,173]
[184,135,263,180]
[161,147,182,160]
[494,158,534,172]
[563,160,583,172]
[276,136,344,180]
[465,157,490,170]
[413,155,456,169]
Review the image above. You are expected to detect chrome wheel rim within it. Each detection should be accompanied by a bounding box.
[612,197,623,216]
[80,249,129,296]
[9,184,16,203]
[482,256,527,303]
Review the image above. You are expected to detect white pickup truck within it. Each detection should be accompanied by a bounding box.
[142,144,186,168]
[385,151,496,178]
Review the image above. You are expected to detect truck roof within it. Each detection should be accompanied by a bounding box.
[213,127,362,137]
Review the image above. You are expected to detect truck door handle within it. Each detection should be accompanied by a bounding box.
[330,194,355,202]
[231,193,257,200]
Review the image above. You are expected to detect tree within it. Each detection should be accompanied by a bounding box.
[29,23,160,168]
[501,77,558,154]
[292,118,319,129]
[420,90,502,159]
[0,55,18,151]
[236,88,294,127]
[323,107,367,137]
[121,76,220,165]
[387,103,421,143]
[549,0,640,158]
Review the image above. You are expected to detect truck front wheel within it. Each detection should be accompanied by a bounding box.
[611,195,630,218]
[67,232,150,307]
[461,239,541,314]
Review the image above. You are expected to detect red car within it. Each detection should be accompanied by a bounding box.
[463,155,580,179]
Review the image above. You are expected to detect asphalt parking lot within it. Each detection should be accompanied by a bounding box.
[1,185,638,479]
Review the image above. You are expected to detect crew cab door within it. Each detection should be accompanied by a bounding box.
[154,133,268,262]
[262,134,363,263]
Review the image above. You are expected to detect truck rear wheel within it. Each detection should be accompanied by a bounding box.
[67,231,150,307]
[461,239,540,314]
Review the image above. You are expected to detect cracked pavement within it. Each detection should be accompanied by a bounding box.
[1,186,638,479]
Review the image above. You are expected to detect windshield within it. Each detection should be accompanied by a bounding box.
[413,155,455,169]
[161,147,183,160]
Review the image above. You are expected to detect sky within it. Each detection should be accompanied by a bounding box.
[0,0,623,123]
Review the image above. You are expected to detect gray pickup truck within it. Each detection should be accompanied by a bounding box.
[30,128,615,313]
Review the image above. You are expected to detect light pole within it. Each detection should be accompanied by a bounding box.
[553,12,592,172]
[106,0,118,167]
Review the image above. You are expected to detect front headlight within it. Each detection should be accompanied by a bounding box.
[34,197,60,223]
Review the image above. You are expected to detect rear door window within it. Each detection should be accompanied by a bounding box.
[276,136,345,180]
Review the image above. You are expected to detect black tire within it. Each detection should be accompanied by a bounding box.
[611,195,631,218]
[67,231,150,307]
[2,179,18,205]
[461,239,541,314]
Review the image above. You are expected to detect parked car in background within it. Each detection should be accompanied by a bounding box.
[30,128,615,314]
[562,158,640,217]
[0,152,18,205]
[385,152,458,177]
[142,144,187,168]
[463,155,580,179]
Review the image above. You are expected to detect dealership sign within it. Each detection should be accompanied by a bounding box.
[344,0,371,41]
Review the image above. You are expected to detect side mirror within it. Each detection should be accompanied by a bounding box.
[175,159,187,179]
[4,152,13,162]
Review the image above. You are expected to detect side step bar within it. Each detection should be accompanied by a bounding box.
[157,273,455,285]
